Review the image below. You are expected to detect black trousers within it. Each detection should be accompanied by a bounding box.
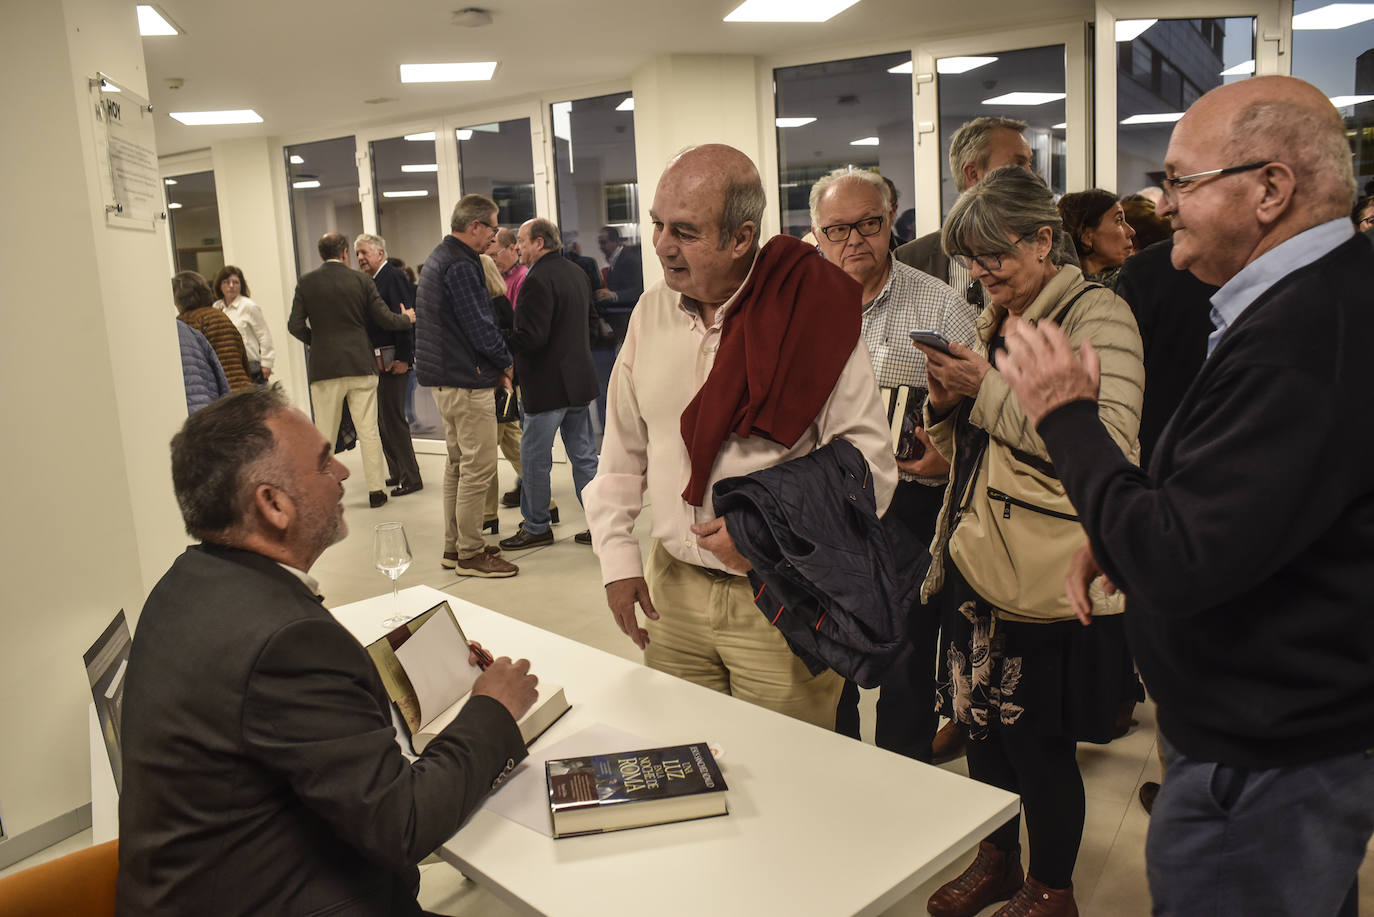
[378,370,422,488]
[835,479,944,762]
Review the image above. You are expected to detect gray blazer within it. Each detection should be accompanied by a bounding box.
[893,230,952,286]
[289,260,412,382]
[116,544,526,917]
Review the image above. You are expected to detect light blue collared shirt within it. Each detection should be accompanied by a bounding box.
[1207,218,1354,357]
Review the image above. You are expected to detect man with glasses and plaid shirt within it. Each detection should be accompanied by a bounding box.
[810,167,977,762]
[415,194,521,578]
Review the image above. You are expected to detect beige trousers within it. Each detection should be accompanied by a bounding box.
[310,375,384,492]
[643,541,842,730]
[433,386,497,559]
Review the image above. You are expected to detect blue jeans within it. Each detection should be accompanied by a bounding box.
[1147,736,1374,916]
[518,403,599,534]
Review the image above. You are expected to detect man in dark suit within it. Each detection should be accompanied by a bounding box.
[116,387,538,917]
[595,225,643,341]
[499,218,600,550]
[355,233,423,498]
[288,232,415,508]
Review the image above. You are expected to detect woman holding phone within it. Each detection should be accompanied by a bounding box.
[912,167,1144,917]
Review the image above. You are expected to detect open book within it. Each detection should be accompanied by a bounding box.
[366,601,568,753]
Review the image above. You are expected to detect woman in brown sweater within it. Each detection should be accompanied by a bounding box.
[173,271,253,391]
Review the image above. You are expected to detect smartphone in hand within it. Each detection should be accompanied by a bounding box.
[909,329,953,355]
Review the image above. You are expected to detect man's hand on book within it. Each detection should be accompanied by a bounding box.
[472,657,539,722]
[606,577,658,650]
[896,428,949,477]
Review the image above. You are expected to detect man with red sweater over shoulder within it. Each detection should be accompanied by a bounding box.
[583,144,896,728]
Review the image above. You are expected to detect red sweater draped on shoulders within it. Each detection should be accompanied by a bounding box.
[679,234,861,506]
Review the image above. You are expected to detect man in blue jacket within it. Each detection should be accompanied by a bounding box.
[997,75,1374,916]
[415,195,520,578]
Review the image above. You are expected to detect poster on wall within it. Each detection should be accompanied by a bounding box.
[90,73,161,231]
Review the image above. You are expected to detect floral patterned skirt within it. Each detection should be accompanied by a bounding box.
[935,561,1138,745]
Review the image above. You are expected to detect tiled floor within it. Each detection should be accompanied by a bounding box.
[6,447,1371,914]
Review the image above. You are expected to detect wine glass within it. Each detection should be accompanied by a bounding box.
[373,522,413,629]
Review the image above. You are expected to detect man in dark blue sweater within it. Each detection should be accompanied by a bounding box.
[997,76,1374,916]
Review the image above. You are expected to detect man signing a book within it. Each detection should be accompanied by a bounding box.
[116,387,539,917]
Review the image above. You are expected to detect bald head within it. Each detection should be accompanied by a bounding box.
[660,144,766,248]
[1189,76,1355,221]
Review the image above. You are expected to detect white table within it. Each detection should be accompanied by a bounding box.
[332,585,1018,917]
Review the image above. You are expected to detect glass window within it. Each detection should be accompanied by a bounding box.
[165,170,223,278]
[285,137,363,276]
[369,134,441,272]
[456,119,536,229]
[938,45,1066,215]
[1116,18,1255,196]
[1291,0,1374,202]
[774,53,915,240]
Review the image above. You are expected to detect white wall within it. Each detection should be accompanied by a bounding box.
[0,0,185,849]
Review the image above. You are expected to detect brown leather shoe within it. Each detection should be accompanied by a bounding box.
[991,876,1077,917]
[927,841,1023,917]
[454,551,519,578]
[932,719,968,764]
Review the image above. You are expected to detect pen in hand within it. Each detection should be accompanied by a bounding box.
[469,642,494,670]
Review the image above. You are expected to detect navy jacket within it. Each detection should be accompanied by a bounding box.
[177,321,230,413]
[415,235,511,389]
[714,440,926,687]
[367,261,417,365]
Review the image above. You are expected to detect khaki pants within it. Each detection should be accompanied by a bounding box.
[433,386,497,559]
[643,541,842,729]
[310,375,384,492]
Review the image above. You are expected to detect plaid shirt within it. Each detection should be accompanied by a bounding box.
[861,259,978,483]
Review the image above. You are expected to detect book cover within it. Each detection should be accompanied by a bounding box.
[366,601,568,753]
[880,384,929,461]
[546,742,728,838]
[83,610,131,794]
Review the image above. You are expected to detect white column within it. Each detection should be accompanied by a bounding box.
[0,0,187,852]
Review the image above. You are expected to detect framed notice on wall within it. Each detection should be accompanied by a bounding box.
[89,73,161,231]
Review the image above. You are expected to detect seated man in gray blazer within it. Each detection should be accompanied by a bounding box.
[116,387,539,917]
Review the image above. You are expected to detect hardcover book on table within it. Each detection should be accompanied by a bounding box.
[366,600,568,753]
[545,742,728,838]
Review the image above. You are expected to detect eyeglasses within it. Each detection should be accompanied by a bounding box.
[818,216,885,244]
[951,234,1034,273]
[1360,215,1374,230]
[1161,161,1272,202]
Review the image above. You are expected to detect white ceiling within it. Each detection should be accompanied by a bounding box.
[141,0,1091,156]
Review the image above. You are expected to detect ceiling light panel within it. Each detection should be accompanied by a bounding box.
[1330,95,1374,107]
[1292,4,1374,29]
[289,155,305,164]
[982,92,1066,106]
[292,180,321,189]
[1115,19,1157,41]
[776,117,817,127]
[1119,112,1185,124]
[399,62,498,83]
[937,56,999,74]
[616,98,635,111]
[724,0,862,23]
[168,110,263,125]
[383,190,430,198]
[888,61,913,75]
[850,136,880,146]
[1220,60,1256,76]
[136,5,179,35]
[404,132,436,142]
[400,164,438,172]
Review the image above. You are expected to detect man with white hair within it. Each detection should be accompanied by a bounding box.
[810,166,976,760]
[997,75,1374,915]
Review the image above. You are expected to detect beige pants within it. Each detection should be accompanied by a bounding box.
[310,375,384,492]
[643,541,842,729]
[433,386,497,559]
[485,421,556,521]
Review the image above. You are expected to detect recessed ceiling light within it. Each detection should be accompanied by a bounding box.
[1120,112,1185,124]
[938,56,999,74]
[456,129,474,141]
[850,136,880,146]
[404,132,436,142]
[399,62,498,83]
[1293,3,1374,29]
[776,117,817,127]
[982,92,1066,106]
[470,122,500,133]
[167,202,183,209]
[616,97,635,111]
[136,4,179,36]
[289,155,304,164]
[401,164,438,172]
[1220,59,1256,76]
[723,0,861,23]
[163,178,177,185]
[1330,94,1374,107]
[293,180,321,189]
[1115,19,1157,41]
[383,190,430,198]
[1052,122,1068,130]
[888,61,913,75]
[169,110,263,125]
